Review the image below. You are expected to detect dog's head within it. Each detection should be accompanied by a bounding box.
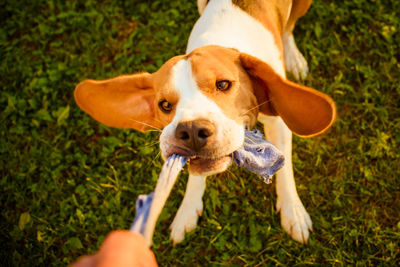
[75,45,336,176]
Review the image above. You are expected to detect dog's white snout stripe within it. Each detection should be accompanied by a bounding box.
[172,59,223,123]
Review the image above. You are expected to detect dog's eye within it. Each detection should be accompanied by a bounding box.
[158,100,173,113]
[216,80,232,91]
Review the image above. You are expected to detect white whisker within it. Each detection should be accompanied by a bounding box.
[154,151,161,161]
[240,98,274,117]
[128,118,162,132]
[144,140,160,147]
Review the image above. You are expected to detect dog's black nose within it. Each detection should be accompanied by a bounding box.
[175,119,215,152]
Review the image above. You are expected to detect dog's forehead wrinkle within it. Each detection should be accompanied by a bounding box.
[167,56,244,136]
[189,49,243,84]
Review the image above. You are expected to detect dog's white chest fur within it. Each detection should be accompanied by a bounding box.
[187,0,285,77]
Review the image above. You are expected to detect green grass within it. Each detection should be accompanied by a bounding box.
[1,0,399,265]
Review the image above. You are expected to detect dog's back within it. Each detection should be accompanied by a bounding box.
[193,0,312,79]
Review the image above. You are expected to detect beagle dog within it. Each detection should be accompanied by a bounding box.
[74,0,336,245]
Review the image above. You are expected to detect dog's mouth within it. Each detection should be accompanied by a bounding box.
[161,125,246,176]
[164,147,235,176]
[187,154,232,175]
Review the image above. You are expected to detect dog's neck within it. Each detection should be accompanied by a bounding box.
[187,0,286,77]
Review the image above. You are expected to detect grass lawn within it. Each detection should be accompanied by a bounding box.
[1,0,399,265]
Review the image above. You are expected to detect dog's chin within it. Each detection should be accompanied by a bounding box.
[188,155,232,176]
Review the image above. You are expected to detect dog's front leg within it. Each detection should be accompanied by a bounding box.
[170,174,206,245]
[260,115,313,244]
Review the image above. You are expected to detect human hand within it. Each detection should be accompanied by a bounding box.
[70,230,158,267]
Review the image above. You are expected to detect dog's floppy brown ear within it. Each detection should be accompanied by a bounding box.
[240,53,336,137]
[74,73,162,132]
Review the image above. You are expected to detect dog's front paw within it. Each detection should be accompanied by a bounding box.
[283,33,309,80]
[277,196,313,244]
[170,199,203,245]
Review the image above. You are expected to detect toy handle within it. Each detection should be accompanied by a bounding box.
[130,193,154,237]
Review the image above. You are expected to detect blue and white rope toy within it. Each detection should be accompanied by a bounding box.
[130,129,284,246]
